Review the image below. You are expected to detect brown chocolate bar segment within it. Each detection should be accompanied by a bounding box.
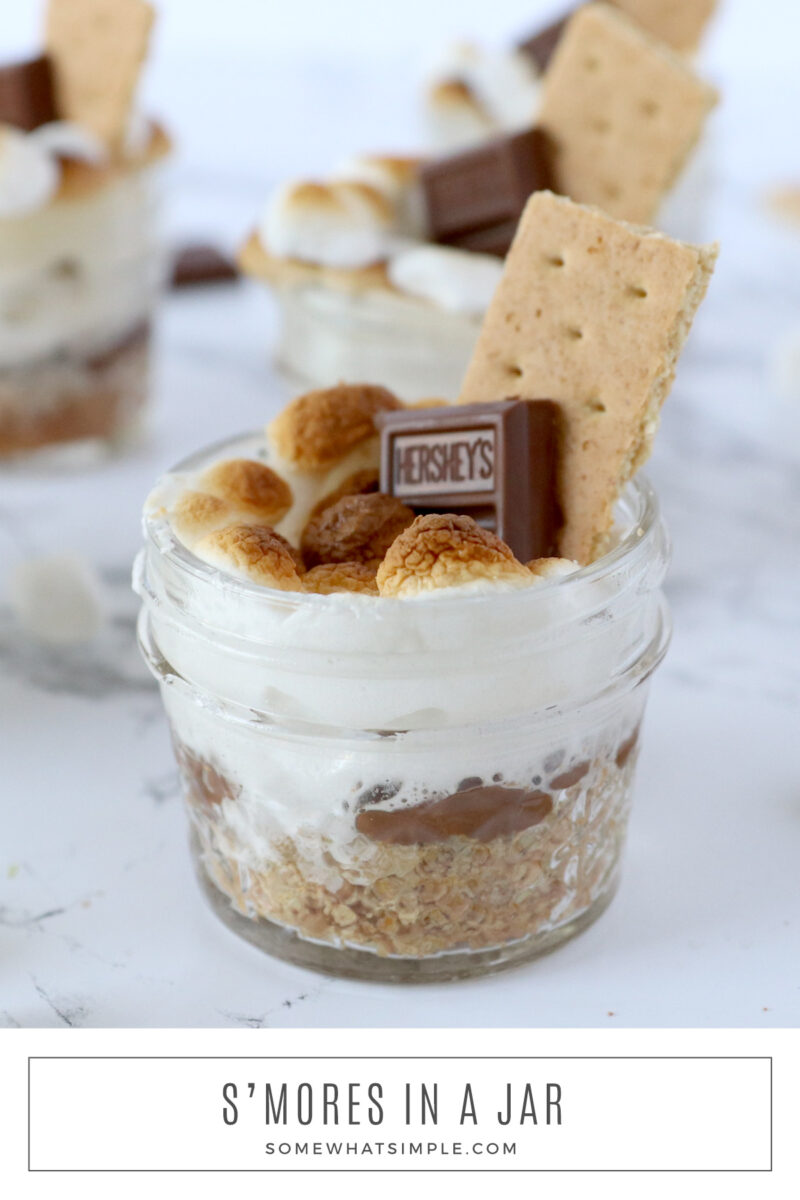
[170,244,240,288]
[421,128,554,245]
[377,399,562,563]
[0,55,59,131]
[517,11,573,72]
[444,218,519,258]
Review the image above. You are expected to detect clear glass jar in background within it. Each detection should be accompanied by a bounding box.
[272,282,483,402]
[0,155,167,465]
[135,437,671,982]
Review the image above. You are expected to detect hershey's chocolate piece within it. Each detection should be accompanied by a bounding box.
[517,12,573,73]
[355,783,553,845]
[0,54,58,131]
[170,244,240,289]
[421,127,554,245]
[377,399,562,563]
[444,218,519,258]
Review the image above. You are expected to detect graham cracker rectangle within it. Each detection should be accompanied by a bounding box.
[458,190,718,564]
[45,0,155,152]
[612,0,718,52]
[538,2,718,225]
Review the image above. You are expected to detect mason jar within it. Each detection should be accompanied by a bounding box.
[0,151,167,463]
[135,435,671,982]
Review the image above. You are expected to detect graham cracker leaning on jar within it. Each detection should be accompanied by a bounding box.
[538,3,718,226]
[613,0,718,53]
[458,190,718,564]
[45,0,155,152]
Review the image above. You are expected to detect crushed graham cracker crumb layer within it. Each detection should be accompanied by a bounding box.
[175,736,638,978]
[0,321,150,456]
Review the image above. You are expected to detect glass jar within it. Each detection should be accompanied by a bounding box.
[272,283,484,402]
[135,436,671,982]
[0,160,166,464]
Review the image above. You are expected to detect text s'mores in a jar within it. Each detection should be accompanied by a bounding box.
[137,190,717,982]
[240,2,717,401]
[0,0,170,462]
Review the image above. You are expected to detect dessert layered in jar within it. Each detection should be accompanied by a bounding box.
[241,2,717,400]
[139,191,717,980]
[0,0,169,461]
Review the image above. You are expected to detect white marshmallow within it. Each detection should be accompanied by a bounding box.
[424,44,542,152]
[387,244,503,316]
[0,125,59,218]
[259,180,404,270]
[333,155,428,239]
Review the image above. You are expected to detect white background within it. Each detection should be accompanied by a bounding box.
[1,0,799,1030]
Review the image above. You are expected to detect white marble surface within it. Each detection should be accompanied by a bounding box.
[2,1,800,1028]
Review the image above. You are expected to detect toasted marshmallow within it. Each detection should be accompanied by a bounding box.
[29,121,107,165]
[194,524,304,590]
[259,179,403,269]
[171,490,243,546]
[200,458,293,526]
[527,557,581,581]
[268,383,401,472]
[333,154,428,239]
[308,468,380,518]
[377,513,531,599]
[388,245,504,316]
[424,45,542,152]
[425,79,495,152]
[0,124,59,217]
[303,561,380,596]
[301,493,415,568]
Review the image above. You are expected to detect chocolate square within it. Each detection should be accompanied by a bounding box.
[0,55,58,132]
[421,127,554,247]
[517,11,573,73]
[377,399,562,563]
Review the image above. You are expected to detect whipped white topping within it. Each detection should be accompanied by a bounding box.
[387,244,504,316]
[259,180,407,270]
[0,125,59,218]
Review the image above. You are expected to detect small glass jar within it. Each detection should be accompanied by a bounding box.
[272,283,484,402]
[0,156,166,464]
[135,436,671,982]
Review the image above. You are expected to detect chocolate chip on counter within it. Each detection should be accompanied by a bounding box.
[170,244,240,288]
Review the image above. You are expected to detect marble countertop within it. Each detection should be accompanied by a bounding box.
[2,7,799,1028]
